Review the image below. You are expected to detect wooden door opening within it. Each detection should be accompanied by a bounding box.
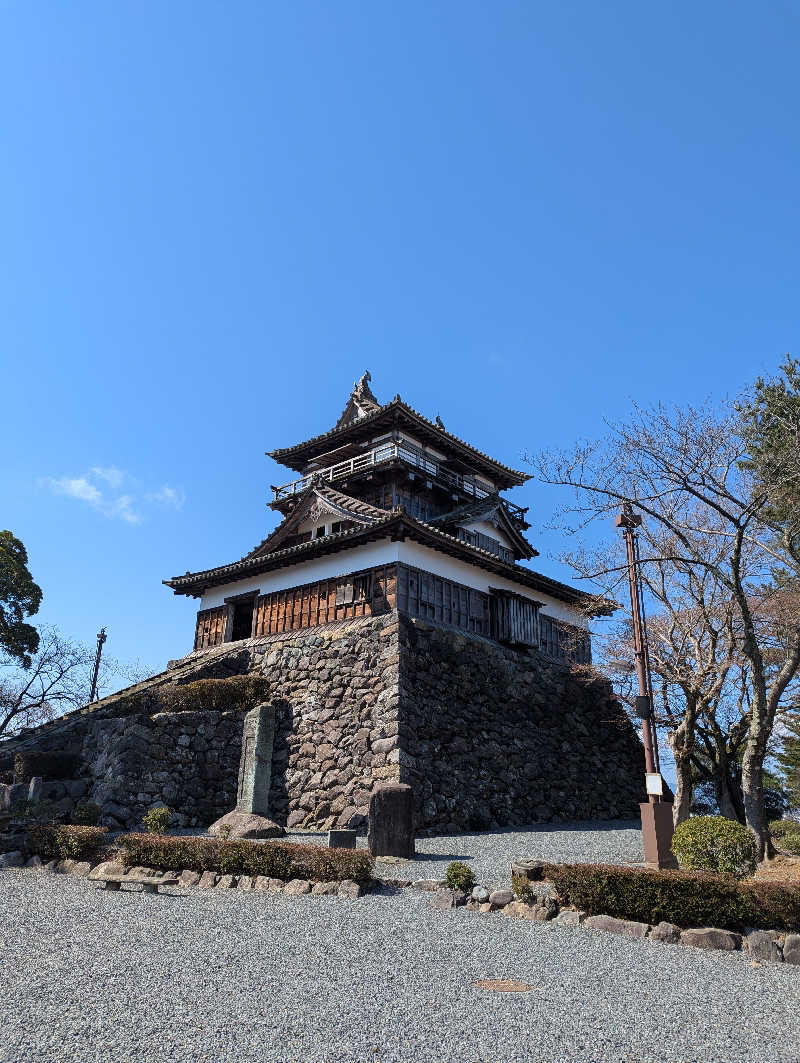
[230,597,256,641]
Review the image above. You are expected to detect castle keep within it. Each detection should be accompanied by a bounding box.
[1,377,645,832]
[171,372,592,661]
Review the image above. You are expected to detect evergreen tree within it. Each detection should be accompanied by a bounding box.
[776,712,800,812]
[0,530,42,668]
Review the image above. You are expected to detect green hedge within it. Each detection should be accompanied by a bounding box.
[159,676,271,713]
[116,833,374,883]
[27,825,108,861]
[114,675,272,717]
[535,863,800,932]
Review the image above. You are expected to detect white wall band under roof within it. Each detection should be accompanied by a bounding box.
[199,538,585,627]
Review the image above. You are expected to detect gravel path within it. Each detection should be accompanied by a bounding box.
[2,863,799,1063]
[292,819,645,887]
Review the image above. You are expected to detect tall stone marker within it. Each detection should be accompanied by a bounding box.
[237,702,275,816]
[208,702,285,839]
[368,783,415,858]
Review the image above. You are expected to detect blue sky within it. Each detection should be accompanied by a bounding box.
[2,1,798,694]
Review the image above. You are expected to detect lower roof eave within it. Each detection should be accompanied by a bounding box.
[164,512,600,610]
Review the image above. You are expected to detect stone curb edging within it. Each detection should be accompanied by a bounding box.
[419,875,800,967]
[11,854,367,899]
[8,855,799,963]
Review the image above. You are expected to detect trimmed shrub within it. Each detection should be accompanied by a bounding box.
[116,833,374,883]
[159,675,272,714]
[10,799,59,825]
[770,819,800,855]
[142,806,172,834]
[27,824,107,861]
[445,861,475,892]
[71,802,102,827]
[14,750,80,783]
[671,815,758,878]
[544,862,800,931]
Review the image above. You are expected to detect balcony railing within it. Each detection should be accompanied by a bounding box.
[271,440,527,522]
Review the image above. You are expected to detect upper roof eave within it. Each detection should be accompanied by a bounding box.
[266,398,530,487]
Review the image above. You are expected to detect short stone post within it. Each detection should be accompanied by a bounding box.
[367,783,415,858]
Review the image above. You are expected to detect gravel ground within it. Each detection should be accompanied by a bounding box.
[292,819,646,887]
[2,856,799,1063]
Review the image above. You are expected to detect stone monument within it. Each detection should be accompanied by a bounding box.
[208,703,285,839]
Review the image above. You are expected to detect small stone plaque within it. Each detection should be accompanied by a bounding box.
[327,829,357,849]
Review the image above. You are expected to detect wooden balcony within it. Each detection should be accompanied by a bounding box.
[271,440,527,521]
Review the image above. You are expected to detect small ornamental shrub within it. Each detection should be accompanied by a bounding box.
[10,799,58,825]
[71,801,102,827]
[770,819,800,855]
[27,824,107,861]
[13,750,80,783]
[142,806,172,834]
[216,824,233,841]
[671,815,758,879]
[445,862,475,892]
[511,874,537,905]
[116,833,374,883]
[543,862,800,932]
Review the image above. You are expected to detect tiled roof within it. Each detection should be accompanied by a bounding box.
[267,397,529,486]
[164,509,591,608]
[244,481,390,559]
[428,496,537,560]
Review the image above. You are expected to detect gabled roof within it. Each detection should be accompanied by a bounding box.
[428,496,537,560]
[164,509,596,612]
[246,481,389,558]
[267,390,529,489]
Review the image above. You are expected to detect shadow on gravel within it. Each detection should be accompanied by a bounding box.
[405,852,473,862]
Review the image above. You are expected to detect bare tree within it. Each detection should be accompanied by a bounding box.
[0,626,122,740]
[531,400,800,857]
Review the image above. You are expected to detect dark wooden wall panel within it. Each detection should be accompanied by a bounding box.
[194,605,227,651]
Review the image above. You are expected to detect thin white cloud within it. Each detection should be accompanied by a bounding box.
[49,476,103,505]
[146,484,186,510]
[91,465,126,489]
[41,468,185,525]
[108,494,143,525]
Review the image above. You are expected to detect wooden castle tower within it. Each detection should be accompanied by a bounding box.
[165,373,593,662]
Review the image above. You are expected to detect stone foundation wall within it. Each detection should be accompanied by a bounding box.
[83,710,243,829]
[395,615,644,833]
[0,611,644,833]
[0,616,400,831]
[251,616,401,831]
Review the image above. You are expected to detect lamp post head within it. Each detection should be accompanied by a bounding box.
[615,501,643,530]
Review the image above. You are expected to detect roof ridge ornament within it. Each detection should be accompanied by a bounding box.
[335,371,381,428]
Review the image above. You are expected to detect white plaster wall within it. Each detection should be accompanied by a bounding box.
[200,538,585,627]
[199,540,401,609]
[460,519,514,549]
